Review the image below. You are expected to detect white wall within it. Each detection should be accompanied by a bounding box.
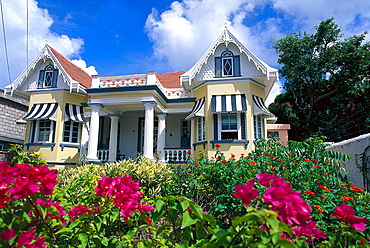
[327,133,370,188]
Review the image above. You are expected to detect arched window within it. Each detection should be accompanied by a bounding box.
[215,50,241,77]
[38,64,58,88]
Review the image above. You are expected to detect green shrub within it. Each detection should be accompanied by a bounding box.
[56,155,174,200]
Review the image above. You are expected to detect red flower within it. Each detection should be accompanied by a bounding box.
[194,163,199,167]
[215,144,221,148]
[313,205,324,213]
[288,153,295,156]
[349,184,363,193]
[144,217,152,225]
[233,179,259,206]
[231,153,235,158]
[323,173,328,177]
[270,167,275,172]
[305,190,316,196]
[294,162,299,165]
[284,165,288,168]
[220,160,227,163]
[187,150,191,154]
[316,165,321,168]
[311,158,318,163]
[321,195,327,199]
[332,203,366,231]
[341,196,354,202]
[249,161,257,166]
[188,173,194,176]
[318,186,331,191]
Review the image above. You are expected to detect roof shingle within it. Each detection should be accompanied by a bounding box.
[156,71,186,89]
[47,45,92,88]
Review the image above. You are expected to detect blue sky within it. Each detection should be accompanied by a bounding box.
[1,0,370,95]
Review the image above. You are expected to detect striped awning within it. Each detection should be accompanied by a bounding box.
[65,104,86,122]
[22,103,58,121]
[186,98,205,120]
[253,96,275,117]
[211,94,247,113]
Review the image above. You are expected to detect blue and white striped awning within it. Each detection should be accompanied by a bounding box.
[186,98,205,120]
[22,103,58,121]
[253,95,275,117]
[65,104,86,122]
[211,94,247,113]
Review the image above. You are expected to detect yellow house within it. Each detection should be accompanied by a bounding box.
[5,27,284,165]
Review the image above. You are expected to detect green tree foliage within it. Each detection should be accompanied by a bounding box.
[271,18,370,141]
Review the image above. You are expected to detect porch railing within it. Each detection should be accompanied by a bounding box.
[97,148,190,163]
[164,148,190,163]
[97,149,109,162]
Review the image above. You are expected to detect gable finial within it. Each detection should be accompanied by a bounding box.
[224,21,228,29]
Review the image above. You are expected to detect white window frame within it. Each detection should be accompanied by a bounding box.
[34,120,55,143]
[197,117,205,142]
[43,70,53,88]
[63,120,81,143]
[218,113,241,140]
[254,115,264,140]
[222,57,233,76]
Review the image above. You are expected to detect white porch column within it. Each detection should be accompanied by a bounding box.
[108,115,120,162]
[87,106,100,162]
[157,113,167,162]
[190,119,196,153]
[143,102,155,160]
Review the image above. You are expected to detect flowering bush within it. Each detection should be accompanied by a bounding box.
[0,161,153,247]
[1,137,370,247]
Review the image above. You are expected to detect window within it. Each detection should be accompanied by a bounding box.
[197,117,205,142]
[215,50,241,77]
[220,113,239,140]
[63,121,81,143]
[34,120,55,143]
[254,115,263,139]
[38,64,58,88]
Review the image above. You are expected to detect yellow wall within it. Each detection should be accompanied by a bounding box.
[192,79,266,159]
[25,90,88,163]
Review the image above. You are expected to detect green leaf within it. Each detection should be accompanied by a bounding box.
[78,233,88,248]
[278,238,298,248]
[200,243,218,248]
[180,200,189,212]
[55,228,72,236]
[155,198,165,212]
[181,211,198,229]
[69,220,81,231]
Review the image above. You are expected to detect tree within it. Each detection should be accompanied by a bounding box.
[271,18,370,141]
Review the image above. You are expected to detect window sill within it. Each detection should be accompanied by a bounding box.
[60,143,81,151]
[210,140,249,149]
[192,141,207,150]
[25,143,56,150]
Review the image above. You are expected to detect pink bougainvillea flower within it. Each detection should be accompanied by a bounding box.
[17,228,37,247]
[233,179,259,206]
[257,172,277,187]
[67,204,97,222]
[95,174,152,221]
[0,228,16,242]
[262,176,312,226]
[36,199,66,226]
[332,203,366,231]
[7,176,39,198]
[292,219,326,241]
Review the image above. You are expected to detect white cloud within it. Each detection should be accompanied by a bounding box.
[71,59,98,76]
[0,0,93,88]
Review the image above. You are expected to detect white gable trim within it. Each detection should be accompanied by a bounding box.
[181,28,278,85]
[5,45,73,95]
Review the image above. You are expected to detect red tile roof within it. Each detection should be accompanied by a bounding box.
[156,71,186,88]
[47,45,92,88]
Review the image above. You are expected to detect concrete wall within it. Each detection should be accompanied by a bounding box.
[326,133,370,188]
